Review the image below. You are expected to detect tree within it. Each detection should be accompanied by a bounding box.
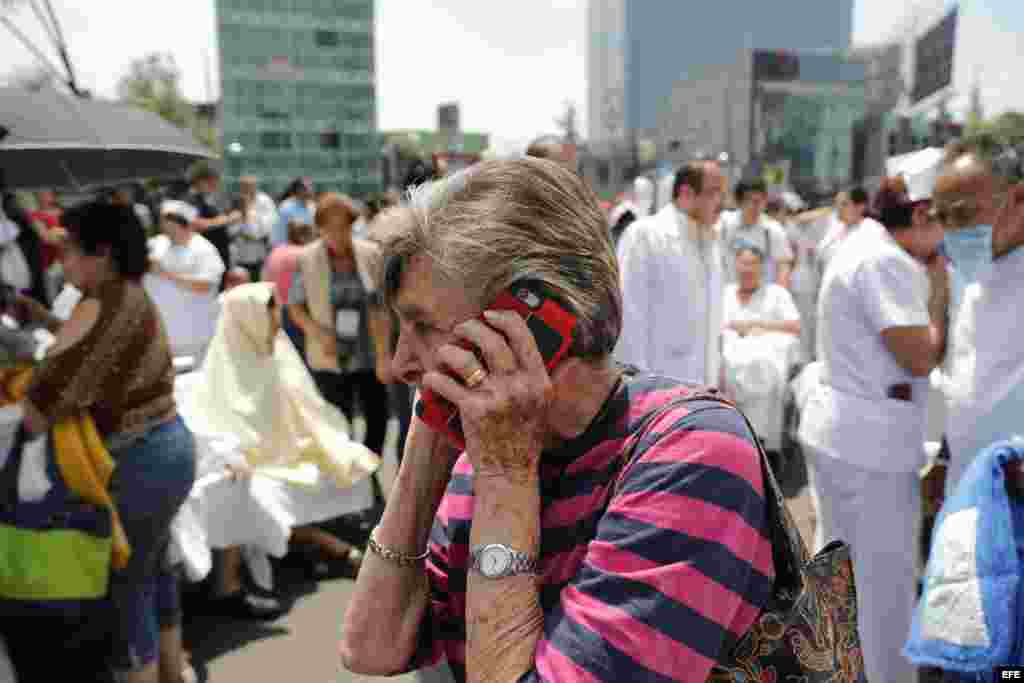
[117,53,218,152]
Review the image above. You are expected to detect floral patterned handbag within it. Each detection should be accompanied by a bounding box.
[623,388,867,682]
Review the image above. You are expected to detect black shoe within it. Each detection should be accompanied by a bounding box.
[208,590,286,621]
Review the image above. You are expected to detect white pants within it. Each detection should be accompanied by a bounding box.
[805,449,920,683]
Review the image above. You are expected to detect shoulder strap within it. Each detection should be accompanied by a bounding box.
[611,388,806,596]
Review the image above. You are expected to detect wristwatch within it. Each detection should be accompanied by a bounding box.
[469,544,539,579]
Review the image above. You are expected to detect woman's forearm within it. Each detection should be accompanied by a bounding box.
[465,475,544,683]
[340,418,460,674]
[754,319,800,336]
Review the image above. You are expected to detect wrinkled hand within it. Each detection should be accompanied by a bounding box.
[422,310,552,481]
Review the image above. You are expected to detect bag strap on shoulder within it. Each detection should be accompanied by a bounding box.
[611,387,807,597]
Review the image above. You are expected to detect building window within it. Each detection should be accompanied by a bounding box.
[261,132,292,150]
[316,29,340,47]
[320,130,340,149]
[261,110,289,122]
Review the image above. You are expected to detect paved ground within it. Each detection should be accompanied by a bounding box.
[182,419,819,683]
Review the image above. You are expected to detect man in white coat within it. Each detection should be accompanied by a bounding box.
[616,159,726,385]
[928,139,1024,497]
[798,197,948,683]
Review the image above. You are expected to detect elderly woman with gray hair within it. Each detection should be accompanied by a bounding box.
[340,159,775,682]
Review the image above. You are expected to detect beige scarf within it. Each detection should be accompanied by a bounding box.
[298,237,380,372]
[180,282,379,488]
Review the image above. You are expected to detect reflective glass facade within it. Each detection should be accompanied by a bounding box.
[216,0,378,196]
[753,53,867,195]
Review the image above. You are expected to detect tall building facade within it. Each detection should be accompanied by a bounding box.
[216,0,378,196]
[587,0,854,141]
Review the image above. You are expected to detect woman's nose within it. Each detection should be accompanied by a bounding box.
[392,329,423,384]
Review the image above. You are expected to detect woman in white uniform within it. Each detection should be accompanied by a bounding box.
[798,198,948,683]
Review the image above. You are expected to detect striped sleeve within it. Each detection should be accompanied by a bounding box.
[520,402,775,682]
[401,456,472,674]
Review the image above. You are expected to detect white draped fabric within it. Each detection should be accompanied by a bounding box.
[722,331,800,451]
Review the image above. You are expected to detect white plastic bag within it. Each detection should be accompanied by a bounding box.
[0,243,31,293]
[16,435,52,502]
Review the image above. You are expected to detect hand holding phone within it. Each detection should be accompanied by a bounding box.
[415,281,577,450]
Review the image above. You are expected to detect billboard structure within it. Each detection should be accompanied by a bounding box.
[911,7,958,104]
[750,50,866,197]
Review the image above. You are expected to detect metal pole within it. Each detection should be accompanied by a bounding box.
[41,0,82,96]
[0,16,67,86]
[27,0,59,51]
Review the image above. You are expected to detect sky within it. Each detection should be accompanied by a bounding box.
[0,0,1022,152]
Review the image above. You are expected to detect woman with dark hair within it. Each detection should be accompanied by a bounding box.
[273,176,315,248]
[1,191,50,306]
[13,201,197,683]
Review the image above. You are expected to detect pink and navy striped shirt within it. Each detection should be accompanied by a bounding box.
[408,371,775,682]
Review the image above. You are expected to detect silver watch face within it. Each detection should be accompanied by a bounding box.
[478,545,513,577]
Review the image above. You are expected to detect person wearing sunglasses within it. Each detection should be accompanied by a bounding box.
[143,200,226,366]
[928,137,1024,499]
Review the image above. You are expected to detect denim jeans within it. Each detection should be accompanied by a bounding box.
[106,415,196,672]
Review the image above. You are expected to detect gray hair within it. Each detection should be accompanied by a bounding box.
[379,158,622,359]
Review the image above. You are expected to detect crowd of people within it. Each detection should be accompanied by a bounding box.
[0,129,1021,682]
[607,140,1024,681]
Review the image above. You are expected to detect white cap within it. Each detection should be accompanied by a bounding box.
[159,199,198,224]
[887,147,944,202]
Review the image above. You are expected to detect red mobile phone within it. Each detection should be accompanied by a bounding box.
[415,281,578,450]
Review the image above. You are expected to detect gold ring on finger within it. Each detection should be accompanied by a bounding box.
[465,367,488,389]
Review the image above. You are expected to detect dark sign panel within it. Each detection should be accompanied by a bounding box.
[753,50,800,82]
[438,103,460,135]
[912,7,958,104]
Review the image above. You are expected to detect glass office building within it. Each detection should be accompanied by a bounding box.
[216,0,378,196]
[752,51,867,196]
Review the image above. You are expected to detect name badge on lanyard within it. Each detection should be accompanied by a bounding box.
[336,309,361,340]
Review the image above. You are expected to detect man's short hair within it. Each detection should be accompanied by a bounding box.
[943,134,1024,185]
[849,187,870,206]
[671,161,708,201]
[734,179,768,202]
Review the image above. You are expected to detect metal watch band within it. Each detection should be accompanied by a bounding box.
[469,544,540,579]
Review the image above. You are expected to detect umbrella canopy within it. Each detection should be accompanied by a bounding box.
[0,87,216,192]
